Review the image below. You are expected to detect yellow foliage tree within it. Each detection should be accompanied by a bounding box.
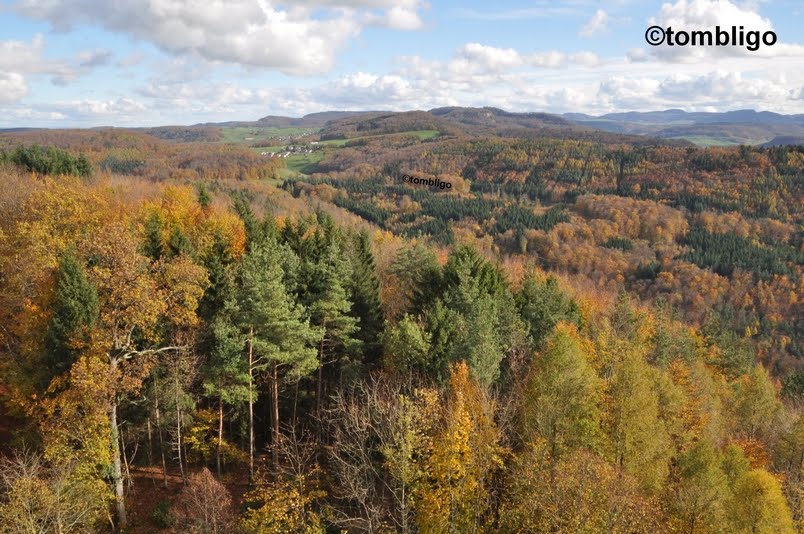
[415,362,504,533]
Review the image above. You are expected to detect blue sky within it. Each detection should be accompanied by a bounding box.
[1,0,802,127]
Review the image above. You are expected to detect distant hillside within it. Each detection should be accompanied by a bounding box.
[565,109,804,146]
[195,111,384,129]
[138,126,221,142]
[431,106,572,129]
[762,136,804,147]
[320,111,459,139]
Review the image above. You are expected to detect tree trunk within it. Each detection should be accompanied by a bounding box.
[175,376,185,484]
[146,417,155,488]
[217,394,224,477]
[272,361,280,471]
[121,425,131,489]
[110,395,127,530]
[248,327,255,484]
[154,392,168,489]
[316,326,326,422]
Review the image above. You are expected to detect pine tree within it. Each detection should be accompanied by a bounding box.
[595,312,672,495]
[42,249,99,389]
[167,226,194,258]
[390,244,443,317]
[382,314,431,376]
[142,212,164,260]
[197,182,211,209]
[347,231,385,367]
[432,248,526,388]
[516,275,582,348]
[236,237,321,475]
[202,311,249,477]
[309,257,361,418]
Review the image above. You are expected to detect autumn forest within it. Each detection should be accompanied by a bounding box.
[0,110,801,533]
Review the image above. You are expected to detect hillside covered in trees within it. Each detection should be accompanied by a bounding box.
[0,119,801,533]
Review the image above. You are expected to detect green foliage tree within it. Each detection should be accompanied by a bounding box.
[203,312,249,476]
[671,440,729,533]
[521,323,601,460]
[382,314,431,376]
[516,275,582,348]
[347,231,385,367]
[601,320,673,494]
[142,212,164,261]
[235,237,321,474]
[42,249,99,389]
[732,364,782,441]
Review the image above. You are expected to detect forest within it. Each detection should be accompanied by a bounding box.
[0,120,801,533]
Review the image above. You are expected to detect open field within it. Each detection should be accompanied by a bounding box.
[220,126,319,144]
[668,134,772,147]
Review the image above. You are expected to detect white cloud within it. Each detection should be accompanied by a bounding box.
[15,0,428,75]
[657,70,789,102]
[596,69,799,112]
[70,98,147,116]
[0,73,28,103]
[580,9,610,37]
[363,4,425,30]
[315,72,414,106]
[0,34,45,72]
[599,77,662,109]
[457,43,523,71]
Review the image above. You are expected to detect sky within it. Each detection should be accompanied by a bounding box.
[0,0,803,127]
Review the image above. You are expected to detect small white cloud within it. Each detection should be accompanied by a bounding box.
[526,51,566,68]
[368,6,424,30]
[457,43,523,72]
[580,9,610,38]
[0,73,28,103]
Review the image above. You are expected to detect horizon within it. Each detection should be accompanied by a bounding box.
[1,0,803,128]
[3,106,804,131]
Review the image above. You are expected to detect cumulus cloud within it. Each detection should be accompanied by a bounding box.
[400,43,600,83]
[0,73,28,103]
[315,72,414,106]
[580,9,610,37]
[456,43,524,72]
[15,0,428,75]
[597,70,798,111]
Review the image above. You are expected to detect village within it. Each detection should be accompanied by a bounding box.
[260,141,320,158]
